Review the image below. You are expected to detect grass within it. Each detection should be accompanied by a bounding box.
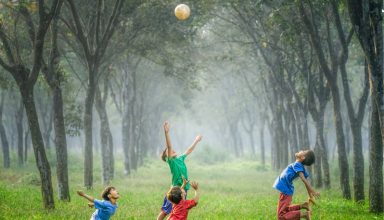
[0,153,383,219]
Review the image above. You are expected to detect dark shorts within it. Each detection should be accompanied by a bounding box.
[160,190,188,214]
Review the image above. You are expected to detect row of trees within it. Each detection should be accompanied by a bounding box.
[200,0,382,213]
[0,0,206,209]
[0,0,382,214]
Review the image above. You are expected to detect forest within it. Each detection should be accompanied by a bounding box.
[0,0,383,219]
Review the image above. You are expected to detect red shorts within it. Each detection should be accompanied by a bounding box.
[277,193,301,220]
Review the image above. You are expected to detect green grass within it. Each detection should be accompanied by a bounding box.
[0,153,382,219]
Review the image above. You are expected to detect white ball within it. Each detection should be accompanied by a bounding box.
[175,4,190,21]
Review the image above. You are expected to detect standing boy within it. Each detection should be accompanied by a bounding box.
[273,150,320,220]
[157,121,202,220]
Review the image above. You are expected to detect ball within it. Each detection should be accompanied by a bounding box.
[174,4,190,21]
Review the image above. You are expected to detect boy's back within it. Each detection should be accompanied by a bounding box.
[168,199,197,220]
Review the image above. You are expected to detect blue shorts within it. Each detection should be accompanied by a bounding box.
[161,190,188,214]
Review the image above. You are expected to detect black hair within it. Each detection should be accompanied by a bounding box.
[101,186,115,201]
[167,186,183,204]
[302,150,315,166]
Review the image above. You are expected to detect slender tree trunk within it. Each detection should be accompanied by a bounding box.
[347,0,383,212]
[21,85,54,209]
[369,90,383,212]
[24,129,30,162]
[351,125,365,202]
[95,86,113,185]
[0,92,10,168]
[52,86,70,201]
[43,109,53,150]
[122,107,130,175]
[16,99,24,165]
[259,117,266,167]
[84,79,96,188]
[331,85,351,199]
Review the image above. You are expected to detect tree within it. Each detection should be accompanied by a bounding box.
[0,0,64,209]
[63,0,126,188]
[347,0,383,212]
[299,1,351,199]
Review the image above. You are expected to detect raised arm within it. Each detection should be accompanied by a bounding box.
[184,135,202,156]
[190,181,200,203]
[299,172,320,199]
[181,176,188,190]
[164,121,173,158]
[77,190,95,203]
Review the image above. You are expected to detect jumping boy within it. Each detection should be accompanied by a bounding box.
[157,121,202,220]
[273,150,320,220]
[167,179,200,220]
[77,186,119,220]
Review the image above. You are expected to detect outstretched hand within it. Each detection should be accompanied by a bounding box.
[163,121,170,133]
[88,203,94,208]
[190,181,199,190]
[195,135,202,142]
[77,190,85,197]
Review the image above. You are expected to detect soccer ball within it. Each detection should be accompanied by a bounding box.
[174,4,190,21]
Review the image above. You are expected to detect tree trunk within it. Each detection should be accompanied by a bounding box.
[122,108,130,175]
[347,0,383,212]
[95,86,113,185]
[331,86,351,199]
[43,109,53,150]
[53,86,70,201]
[21,85,54,209]
[0,92,10,168]
[16,99,24,165]
[259,117,265,167]
[369,90,383,212]
[350,125,365,202]
[84,79,96,189]
[24,129,30,162]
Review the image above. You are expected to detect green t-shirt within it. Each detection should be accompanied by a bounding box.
[167,154,190,190]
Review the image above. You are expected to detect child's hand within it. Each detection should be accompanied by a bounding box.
[163,121,170,133]
[77,190,85,197]
[88,203,94,208]
[181,176,189,189]
[195,135,202,142]
[190,181,199,190]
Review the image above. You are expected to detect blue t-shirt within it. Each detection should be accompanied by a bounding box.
[273,162,309,196]
[91,199,118,220]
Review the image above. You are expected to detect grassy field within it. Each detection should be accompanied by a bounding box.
[0,153,382,220]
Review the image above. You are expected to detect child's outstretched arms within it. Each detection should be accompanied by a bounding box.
[77,190,95,203]
[190,181,200,203]
[184,135,202,156]
[299,172,320,199]
[164,121,173,158]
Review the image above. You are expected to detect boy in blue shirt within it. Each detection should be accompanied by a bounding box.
[273,150,320,220]
[77,186,119,220]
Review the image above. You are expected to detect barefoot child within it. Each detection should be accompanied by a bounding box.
[273,150,320,220]
[157,121,202,220]
[167,179,200,220]
[77,186,119,220]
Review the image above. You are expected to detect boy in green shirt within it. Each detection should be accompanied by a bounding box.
[157,121,202,220]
